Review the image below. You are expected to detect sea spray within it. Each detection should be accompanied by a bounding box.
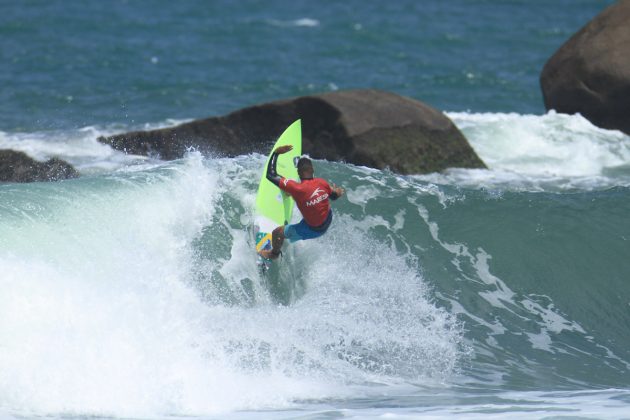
[0,154,466,417]
[432,111,630,190]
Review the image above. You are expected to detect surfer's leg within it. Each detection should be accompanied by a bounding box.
[260,219,318,259]
[260,225,285,260]
[271,225,285,255]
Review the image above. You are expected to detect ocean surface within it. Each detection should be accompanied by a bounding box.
[1,1,630,419]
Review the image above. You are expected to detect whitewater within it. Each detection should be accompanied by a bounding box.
[1,111,629,418]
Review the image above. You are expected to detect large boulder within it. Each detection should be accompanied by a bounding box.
[0,150,79,182]
[99,89,486,174]
[541,0,630,134]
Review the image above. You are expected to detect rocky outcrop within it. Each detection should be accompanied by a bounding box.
[99,89,486,174]
[540,0,630,134]
[0,150,79,182]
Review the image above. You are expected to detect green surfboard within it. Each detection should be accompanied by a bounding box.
[254,120,302,266]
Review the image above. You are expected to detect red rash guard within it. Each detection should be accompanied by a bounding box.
[279,177,332,227]
[265,150,338,227]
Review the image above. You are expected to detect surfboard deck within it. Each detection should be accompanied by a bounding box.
[253,120,302,271]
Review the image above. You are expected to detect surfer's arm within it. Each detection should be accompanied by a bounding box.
[265,145,293,187]
[266,151,282,187]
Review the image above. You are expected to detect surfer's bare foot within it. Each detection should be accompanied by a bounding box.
[259,249,280,260]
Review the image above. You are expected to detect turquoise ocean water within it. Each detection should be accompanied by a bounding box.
[2,1,630,418]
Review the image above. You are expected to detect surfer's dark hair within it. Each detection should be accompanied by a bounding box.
[297,157,313,172]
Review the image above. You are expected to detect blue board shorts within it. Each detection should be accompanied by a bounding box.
[284,210,333,242]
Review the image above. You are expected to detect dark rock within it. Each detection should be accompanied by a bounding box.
[541,0,630,134]
[99,89,486,174]
[0,150,79,182]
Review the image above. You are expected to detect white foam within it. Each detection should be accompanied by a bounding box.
[267,18,320,28]
[448,110,630,175]
[0,154,465,417]
[294,18,320,27]
[429,111,630,189]
[0,119,189,175]
[345,184,381,207]
[0,154,231,416]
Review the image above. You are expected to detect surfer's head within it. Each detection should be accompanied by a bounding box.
[297,157,314,180]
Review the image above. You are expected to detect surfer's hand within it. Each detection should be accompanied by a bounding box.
[332,184,345,197]
[275,145,293,154]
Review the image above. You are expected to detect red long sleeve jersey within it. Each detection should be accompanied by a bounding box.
[279,177,332,227]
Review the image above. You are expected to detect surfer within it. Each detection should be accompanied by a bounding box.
[259,145,344,260]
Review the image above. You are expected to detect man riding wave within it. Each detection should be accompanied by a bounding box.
[259,145,344,260]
